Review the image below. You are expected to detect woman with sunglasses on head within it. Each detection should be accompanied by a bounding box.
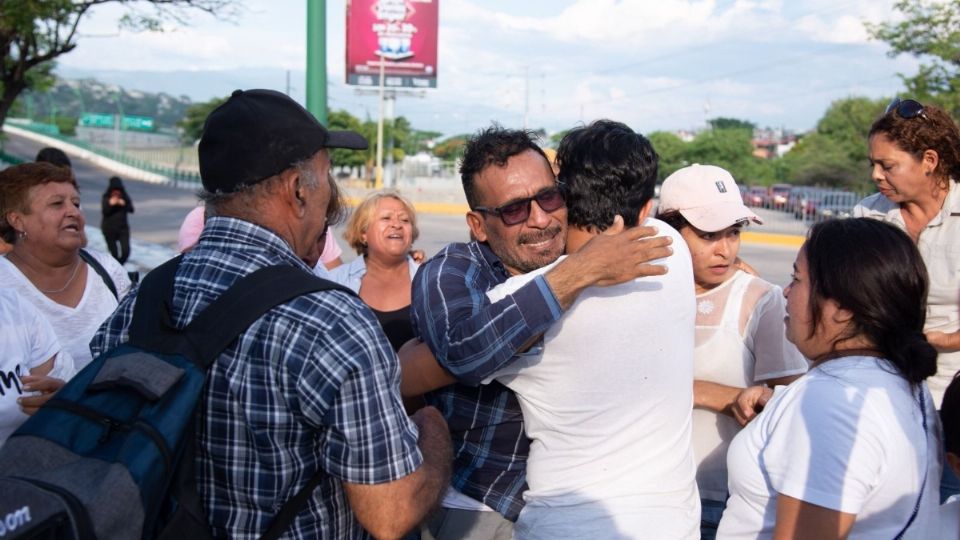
[857,97,960,498]
[857,99,960,408]
[718,217,940,540]
[657,164,808,540]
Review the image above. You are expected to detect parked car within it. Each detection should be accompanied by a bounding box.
[743,186,766,207]
[790,187,828,220]
[815,191,859,222]
[767,183,793,210]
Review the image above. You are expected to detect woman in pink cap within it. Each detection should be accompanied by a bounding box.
[657,164,808,539]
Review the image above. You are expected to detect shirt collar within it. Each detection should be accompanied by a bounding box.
[198,216,313,271]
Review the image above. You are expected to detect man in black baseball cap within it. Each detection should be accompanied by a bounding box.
[94,89,453,538]
[199,88,367,193]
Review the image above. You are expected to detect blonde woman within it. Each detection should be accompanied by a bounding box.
[329,190,421,351]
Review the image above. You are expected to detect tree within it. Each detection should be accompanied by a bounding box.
[0,0,235,129]
[707,117,755,132]
[177,96,226,143]
[328,109,368,171]
[866,0,960,118]
[781,97,885,192]
[686,128,774,185]
[432,134,469,162]
[549,129,570,148]
[648,131,687,181]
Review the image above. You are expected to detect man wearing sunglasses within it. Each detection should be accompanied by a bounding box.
[404,125,674,539]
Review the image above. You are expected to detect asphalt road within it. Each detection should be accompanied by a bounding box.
[2,130,799,287]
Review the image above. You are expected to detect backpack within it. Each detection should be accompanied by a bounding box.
[0,257,354,539]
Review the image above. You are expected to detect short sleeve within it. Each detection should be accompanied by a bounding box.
[298,308,422,485]
[747,286,809,382]
[762,380,885,513]
[21,293,61,370]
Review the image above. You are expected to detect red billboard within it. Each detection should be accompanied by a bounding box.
[346,0,439,89]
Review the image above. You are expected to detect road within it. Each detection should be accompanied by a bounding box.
[2,130,800,287]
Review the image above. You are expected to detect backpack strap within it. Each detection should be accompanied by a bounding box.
[129,258,354,368]
[79,248,119,299]
[258,472,325,540]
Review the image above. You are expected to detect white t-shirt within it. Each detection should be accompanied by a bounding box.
[855,184,960,406]
[0,288,74,445]
[940,494,960,539]
[693,271,808,501]
[719,356,941,540]
[0,250,130,370]
[487,219,701,539]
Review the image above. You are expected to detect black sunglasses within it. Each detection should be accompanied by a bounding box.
[885,97,927,120]
[474,186,566,226]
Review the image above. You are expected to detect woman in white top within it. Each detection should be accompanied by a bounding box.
[718,217,940,539]
[0,162,130,371]
[657,164,808,539]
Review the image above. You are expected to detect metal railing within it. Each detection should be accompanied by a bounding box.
[8,122,202,186]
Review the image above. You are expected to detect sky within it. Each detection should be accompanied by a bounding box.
[56,0,919,138]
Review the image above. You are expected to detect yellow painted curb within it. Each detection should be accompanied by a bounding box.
[741,231,805,248]
[345,196,468,216]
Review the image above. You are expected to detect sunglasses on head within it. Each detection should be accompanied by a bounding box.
[885,97,927,120]
[473,186,566,226]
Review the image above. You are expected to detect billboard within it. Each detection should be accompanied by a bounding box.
[346,0,439,89]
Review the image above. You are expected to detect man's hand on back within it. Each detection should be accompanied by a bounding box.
[546,218,673,310]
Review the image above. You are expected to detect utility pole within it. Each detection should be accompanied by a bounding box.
[523,65,529,130]
[375,58,386,189]
[306,0,328,125]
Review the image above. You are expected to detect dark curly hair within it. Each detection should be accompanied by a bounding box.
[459,125,549,209]
[556,119,658,231]
[869,101,960,185]
[804,218,936,384]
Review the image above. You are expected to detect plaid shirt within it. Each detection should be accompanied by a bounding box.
[90,217,421,539]
[411,241,561,520]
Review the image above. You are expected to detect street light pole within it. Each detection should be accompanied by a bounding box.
[375,57,386,189]
[306,0,328,125]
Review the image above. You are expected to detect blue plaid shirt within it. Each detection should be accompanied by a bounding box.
[411,241,562,520]
[91,217,422,539]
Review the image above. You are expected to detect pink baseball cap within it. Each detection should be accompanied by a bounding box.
[177,206,206,252]
[659,164,762,232]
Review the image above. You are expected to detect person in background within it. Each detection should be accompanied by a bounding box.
[0,162,130,371]
[177,205,207,253]
[718,218,940,539]
[856,97,960,503]
[101,176,134,265]
[856,97,960,403]
[939,373,960,537]
[657,164,808,540]
[329,190,421,352]
[319,221,344,270]
[35,147,72,169]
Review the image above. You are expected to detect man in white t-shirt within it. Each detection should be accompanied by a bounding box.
[486,120,700,538]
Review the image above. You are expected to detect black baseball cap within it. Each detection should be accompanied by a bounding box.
[199,89,368,193]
